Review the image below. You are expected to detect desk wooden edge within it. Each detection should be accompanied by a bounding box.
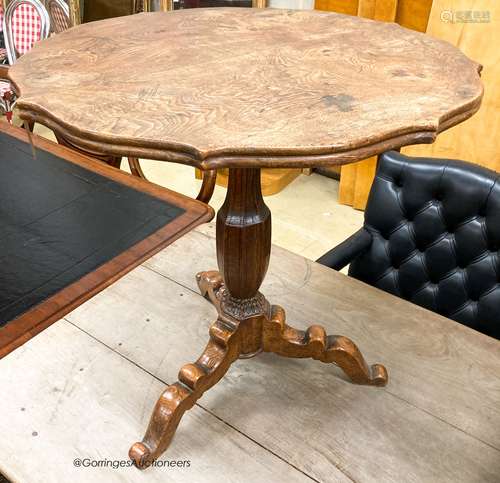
[0,123,214,358]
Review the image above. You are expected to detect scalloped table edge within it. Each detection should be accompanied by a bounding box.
[15,88,482,170]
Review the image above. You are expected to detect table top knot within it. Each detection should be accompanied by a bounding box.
[11,7,483,170]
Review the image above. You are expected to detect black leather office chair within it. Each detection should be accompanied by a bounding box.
[317,151,500,340]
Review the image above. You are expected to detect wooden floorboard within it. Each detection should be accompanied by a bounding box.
[145,224,500,450]
[62,225,500,483]
[0,320,317,483]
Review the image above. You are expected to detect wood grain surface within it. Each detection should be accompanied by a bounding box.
[333,0,433,210]
[141,224,500,453]
[404,0,499,172]
[59,225,500,482]
[0,321,313,483]
[10,8,482,169]
[1,224,499,481]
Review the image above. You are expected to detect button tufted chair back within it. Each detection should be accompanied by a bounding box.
[348,151,500,339]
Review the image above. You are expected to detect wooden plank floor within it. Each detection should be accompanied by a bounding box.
[1,224,499,483]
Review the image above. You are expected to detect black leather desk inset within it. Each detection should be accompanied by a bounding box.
[0,131,184,327]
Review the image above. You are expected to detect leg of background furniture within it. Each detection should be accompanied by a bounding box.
[105,156,122,169]
[263,305,387,386]
[128,157,147,179]
[129,317,242,469]
[22,120,34,132]
[125,161,215,202]
[196,169,217,204]
[54,132,122,168]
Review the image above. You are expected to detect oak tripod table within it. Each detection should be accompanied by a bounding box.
[9,7,483,468]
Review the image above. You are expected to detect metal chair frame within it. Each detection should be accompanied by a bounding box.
[47,0,70,33]
[3,0,50,65]
[1,0,218,204]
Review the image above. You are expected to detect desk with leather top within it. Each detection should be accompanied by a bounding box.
[0,123,213,357]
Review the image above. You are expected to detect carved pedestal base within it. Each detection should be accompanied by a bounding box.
[129,271,387,469]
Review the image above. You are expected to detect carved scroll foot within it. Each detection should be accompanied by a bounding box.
[132,271,387,466]
[196,272,386,386]
[263,305,388,387]
[196,270,224,312]
[129,317,241,469]
[196,270,270,323]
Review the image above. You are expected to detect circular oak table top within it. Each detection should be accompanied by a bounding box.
[11,8,483,170]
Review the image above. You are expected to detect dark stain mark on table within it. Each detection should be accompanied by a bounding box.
[321,94,355,112]
[392,69,410,77]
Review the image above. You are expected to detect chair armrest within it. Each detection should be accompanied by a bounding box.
[316,228,372,271]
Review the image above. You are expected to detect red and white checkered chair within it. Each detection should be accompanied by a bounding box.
[47,0,70,34]
[3,0,50,64]
[0,5,8,64]
[0,0,50,122]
